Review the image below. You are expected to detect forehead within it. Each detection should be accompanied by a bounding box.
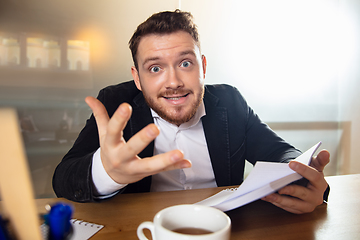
[136,31,200,62]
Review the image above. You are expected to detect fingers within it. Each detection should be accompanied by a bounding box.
[262,193,315,214]
[86,96,133,147]
[131,150,192,175]
[263,179,325,214]
[85,96,193,185]
[103,121,191,184]
[106,103,132,146]
[112,150,192,184]
[152,150,192,172]
[262,158,329,214]
[85,96,110,136]
[121,123,160,159]
[289,161,328,191]
[310,150,330,172]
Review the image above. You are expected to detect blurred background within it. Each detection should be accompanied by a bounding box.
[0,0,359,198]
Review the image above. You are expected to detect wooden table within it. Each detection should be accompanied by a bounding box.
[36,174,360,240]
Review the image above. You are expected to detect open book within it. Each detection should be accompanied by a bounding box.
[195,142,322,212]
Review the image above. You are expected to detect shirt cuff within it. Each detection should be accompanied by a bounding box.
[91,148,128,197]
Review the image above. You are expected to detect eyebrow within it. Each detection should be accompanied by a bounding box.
[179,50,197,57]
[142,57,161,67]
[142,50,197,68]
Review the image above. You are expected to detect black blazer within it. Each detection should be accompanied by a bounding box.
[53,81,301,202]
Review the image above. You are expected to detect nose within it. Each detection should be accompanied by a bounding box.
[165,67,184,89]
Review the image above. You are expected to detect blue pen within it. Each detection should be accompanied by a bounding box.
[47,203,73,240]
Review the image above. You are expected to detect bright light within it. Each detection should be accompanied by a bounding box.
[193,0,359,121]
[221,0,349,104]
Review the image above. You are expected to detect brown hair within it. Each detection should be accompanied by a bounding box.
[129,9,200,70]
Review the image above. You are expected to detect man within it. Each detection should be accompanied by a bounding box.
[53,10,330,214]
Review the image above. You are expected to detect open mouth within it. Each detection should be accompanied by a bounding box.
[163,93,189,100]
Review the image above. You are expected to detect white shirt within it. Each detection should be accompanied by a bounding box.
[91,101,217,197]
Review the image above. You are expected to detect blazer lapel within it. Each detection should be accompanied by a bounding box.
[202,87,231,187]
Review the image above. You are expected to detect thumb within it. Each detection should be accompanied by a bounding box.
[311,150,330,172]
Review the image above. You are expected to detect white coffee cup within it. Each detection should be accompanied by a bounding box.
[137,204,231,240]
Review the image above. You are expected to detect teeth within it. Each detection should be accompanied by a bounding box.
[166,97,182,100]
[164,93,188,100]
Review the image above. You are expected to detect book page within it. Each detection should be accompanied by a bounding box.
[196,142,322,211]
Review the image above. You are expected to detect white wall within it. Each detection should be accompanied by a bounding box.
[338,0,360,174]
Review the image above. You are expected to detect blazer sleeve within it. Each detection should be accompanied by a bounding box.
[52,89,107,202]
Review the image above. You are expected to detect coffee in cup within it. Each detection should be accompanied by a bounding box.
[137,204,231,240]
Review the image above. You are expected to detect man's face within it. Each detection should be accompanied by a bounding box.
[132,31,207,126]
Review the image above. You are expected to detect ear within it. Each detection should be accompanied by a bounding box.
[131,66,142,91]
[201,55,207,78]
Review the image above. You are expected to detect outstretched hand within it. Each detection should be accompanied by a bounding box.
[85,96,192,185]
[262,150,330,214]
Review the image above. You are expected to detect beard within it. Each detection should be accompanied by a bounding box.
[142,86,205,126]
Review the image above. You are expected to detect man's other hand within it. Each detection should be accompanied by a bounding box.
[85,96,192,185]
[262,150,330,214]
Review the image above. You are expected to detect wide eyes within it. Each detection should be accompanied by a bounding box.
[150,66,161,73]
[181,61,191,68]
[149,61,192,73]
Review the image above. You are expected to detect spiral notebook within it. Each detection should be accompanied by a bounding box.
[41,219,104,240]
[70,219,104,240]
